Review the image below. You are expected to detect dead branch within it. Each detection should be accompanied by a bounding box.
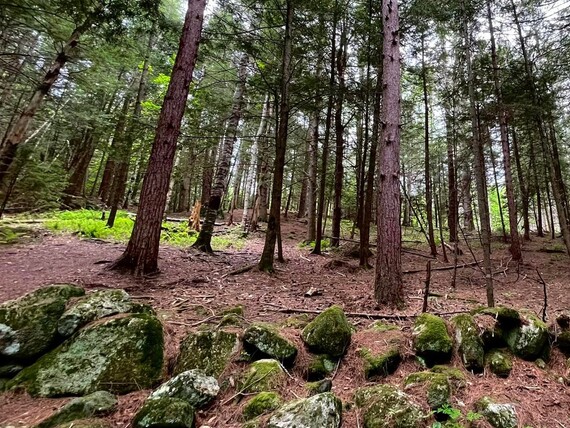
[222,263,257,278]
[422,261,432,313]
[537,268,548,322]
[403,261,482,275]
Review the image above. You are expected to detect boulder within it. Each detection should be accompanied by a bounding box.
[556,331,570,356]
[0,285,84,363]
[301,306,352,357]
[243,392,282,421]
[476,397,517,428]
[503,313,549,361]
[412,313,453,367]
[486,349,513,378]
[8,313,163,396]
[133,397,194,428]
[241,359,286,393]
[306,379,332,395]
[267,392,342,428]
[148,369,219,408]
[354,384,426,428]
[360,347,401,380]
[404,367,465,412]
[37,391,117,428]
[57,290,151,338]
[555,312,570,330]
[243,324,298,365]
[174,329,239,378]
[451,314,484,373]
[307,354,336,381]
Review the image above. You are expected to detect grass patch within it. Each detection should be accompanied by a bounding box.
[44,209,246,250]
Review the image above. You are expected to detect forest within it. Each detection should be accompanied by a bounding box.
[1,0,570,427]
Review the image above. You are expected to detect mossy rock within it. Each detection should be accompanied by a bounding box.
[57,290,151,338]
[367,321,400,332]
[53,419,112,428]
[0,364,23,378]
[243,324,298,365]
[8,313,163,397]
[281,314,312,329]
[243,392,282,421]
[133,397,194,428]
[476,397,517,428]
[174,329,239,378]
[219,313,246,327]
[0,285,84,363]
[307,354,336,381]
[240,359,286,393]
[222,305,245,316]
[148,369,219,408]
[451,314,484,373]
[242,418,262,428]
[412,313,453,367]
[404,372,450,411]
[36,391,117,428]
[306,379,332,395]
[354,384,426,428]
[267,392,342,428]
[474,306,521,328]
[360,347,401,380]
[556,331,570,356]
[301,306,352,357]
[486,349,513,378]
[503,313,549,361]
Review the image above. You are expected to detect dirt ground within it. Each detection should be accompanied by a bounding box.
[1,214,569,427]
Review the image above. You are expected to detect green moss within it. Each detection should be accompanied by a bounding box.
[37,391,117,428]
[240,359,285,393]
[8,313,164,397]
[222,305,245,316]
[174,329,239,378]
[301,306,352,357]
[306,379,332,395]
[360,347,401,380]
[367,321,400,332]
[281,314,312,329]
[243,392,282,421]
[486,349,512,378]
[267,392,342,428]
[354,384,426,428]
[474,307,521,328]
[429,366,466,383]
[218,313,246,327]
[504,313,549,361]
[412,313,453,367]
[243,323,298,365]
[307,354,336,380]
[404,367,465,412]
[451,314,484,373]
[133,397,194,428]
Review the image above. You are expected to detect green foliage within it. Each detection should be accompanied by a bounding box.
[431,404,482,427]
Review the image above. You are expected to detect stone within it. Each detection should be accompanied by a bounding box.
[475,307,521,328]
[503,313,549,361]
[306,379,332,395]
[36,391,117,428]
[360,347,401,380]
[354,384,426,428]
[243,324,298,365]
[307,354,336,381]
[174,329,239,378]
[476,397,517,428]
[557,331,570,356]
[133,397,194,428]
[367,321,400,332]
[301,306,352,357]
[0,364,23,378]
[451,314,485,373]
[149,369,219,408]
[412,313,453,367]
[242,392,282,421]
[403,367,465,412]
[0,285,84,363]
[486,349,513,378]
[240,359,286,393]
[8,313,163,397]
[267,392,342,428]
[57,290,151,338]
[53,419,112,428]
[555,312,570,330]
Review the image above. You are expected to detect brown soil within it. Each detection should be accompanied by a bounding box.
[1,215,569,427]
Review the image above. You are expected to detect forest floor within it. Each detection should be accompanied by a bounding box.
[1,211,569,427]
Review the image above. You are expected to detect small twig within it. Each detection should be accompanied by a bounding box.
[404,261,482,275]
[536,268,548,322]
[222,263,257,278]
[422,261,432,313]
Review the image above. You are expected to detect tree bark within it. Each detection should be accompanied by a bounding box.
[194,53,248,252]
[374,0,403,308]
[306,109,319,242]
[110,0,206,275]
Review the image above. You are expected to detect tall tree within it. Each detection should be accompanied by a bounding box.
[375,0,403,307]
[110,0,207,275]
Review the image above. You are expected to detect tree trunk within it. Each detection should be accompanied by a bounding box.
[110,0,206,275]
[374,0,403,308]
[306,109,319,242]
[258,0,293,272]
[446,107,458,242]
[194,53,248,252]
[63,130,97,200]
[511,125,530,240]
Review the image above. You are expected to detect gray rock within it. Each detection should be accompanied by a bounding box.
[267,392,342,428]
[243,324,298,365]
[412,313,453,367]
[504,313,549,361]
[36,391,117,428]
[451,314,484,373]
[0,285,84,363]
[476,397,518,428]
[8,313,163,397]
[133,397,194,428]
[149,369,219,409]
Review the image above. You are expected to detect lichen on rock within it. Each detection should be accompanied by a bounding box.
[307,354,336,380]
[503,313,549,361]
[476,396,518,428]
[133,397,194,428]
[404,367,465,412]
[301,306,351,357]
[243,323,298,366]
[240,359,286,393]
[267,392,342,428]
[242,391,282,421]
[360,347,401,380]
[148,369,219,408]
[412,313,453,367]
[8,313,164,397]
[451,314,484,373]
[174,329,239,378]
